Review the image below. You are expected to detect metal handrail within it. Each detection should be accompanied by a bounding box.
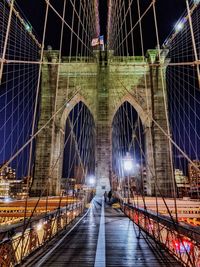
[121,201,200,267]
[123,202,200,243]
[0,196,90,266]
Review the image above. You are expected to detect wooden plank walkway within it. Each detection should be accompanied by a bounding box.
[33,197,180,267]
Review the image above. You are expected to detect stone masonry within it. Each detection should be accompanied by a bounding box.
[31,49,174,197]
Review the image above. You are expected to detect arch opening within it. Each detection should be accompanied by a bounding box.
[111,101,148,197]
[61,101,95,194]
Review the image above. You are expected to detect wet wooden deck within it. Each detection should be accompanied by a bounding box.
[32,197,180,267]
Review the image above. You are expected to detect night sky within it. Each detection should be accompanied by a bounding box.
[15,0,187,52]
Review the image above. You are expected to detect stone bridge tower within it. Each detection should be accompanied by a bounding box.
[31,49,174,197]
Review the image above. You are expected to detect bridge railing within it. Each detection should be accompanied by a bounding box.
[0,197,89,266]
[120,201,200,267]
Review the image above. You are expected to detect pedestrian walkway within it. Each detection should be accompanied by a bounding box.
[33,197,180,267]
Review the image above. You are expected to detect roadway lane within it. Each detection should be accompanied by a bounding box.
[34,197,180,267]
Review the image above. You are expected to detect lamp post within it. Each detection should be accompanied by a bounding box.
[122,153,134,204]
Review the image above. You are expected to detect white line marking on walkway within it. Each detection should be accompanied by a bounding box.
[94,197,106,267]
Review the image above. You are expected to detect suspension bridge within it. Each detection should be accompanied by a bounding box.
[0,0,200,266]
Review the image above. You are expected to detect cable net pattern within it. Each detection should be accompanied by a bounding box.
[0,0,99,180]
[108,0,200,199]
[0,0,99,261]
[0,0,39,178]
[0,1,200,266]
[166,3,200,197]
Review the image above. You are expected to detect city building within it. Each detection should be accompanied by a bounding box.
[0,165,29,199]
[0,165,16,180]
[188,160,200,198]
[174,169,190,197]
[61,178,76,195]
[0,165,16,198]
[9,178,29,199]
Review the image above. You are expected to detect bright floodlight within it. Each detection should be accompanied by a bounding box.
[123,158,133,172]
[88,175,95,185]
[123,153,134,172]
[4,197,11,203]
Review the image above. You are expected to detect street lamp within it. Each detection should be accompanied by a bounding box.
[122,153,134,204]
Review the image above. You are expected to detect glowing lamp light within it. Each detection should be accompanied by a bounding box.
[88,175,96,186]
[175,18,186,33]
[173,239,193,253]
[4,197,11,203]
[123,160,133,172]
[123,153,134,172]
[25,23,32,33]
[175,22,184,32]
[36,222,43,231]
[148,223,154,231]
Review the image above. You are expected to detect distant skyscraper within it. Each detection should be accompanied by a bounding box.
[174,169,190,197]
[188,160,200,198]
